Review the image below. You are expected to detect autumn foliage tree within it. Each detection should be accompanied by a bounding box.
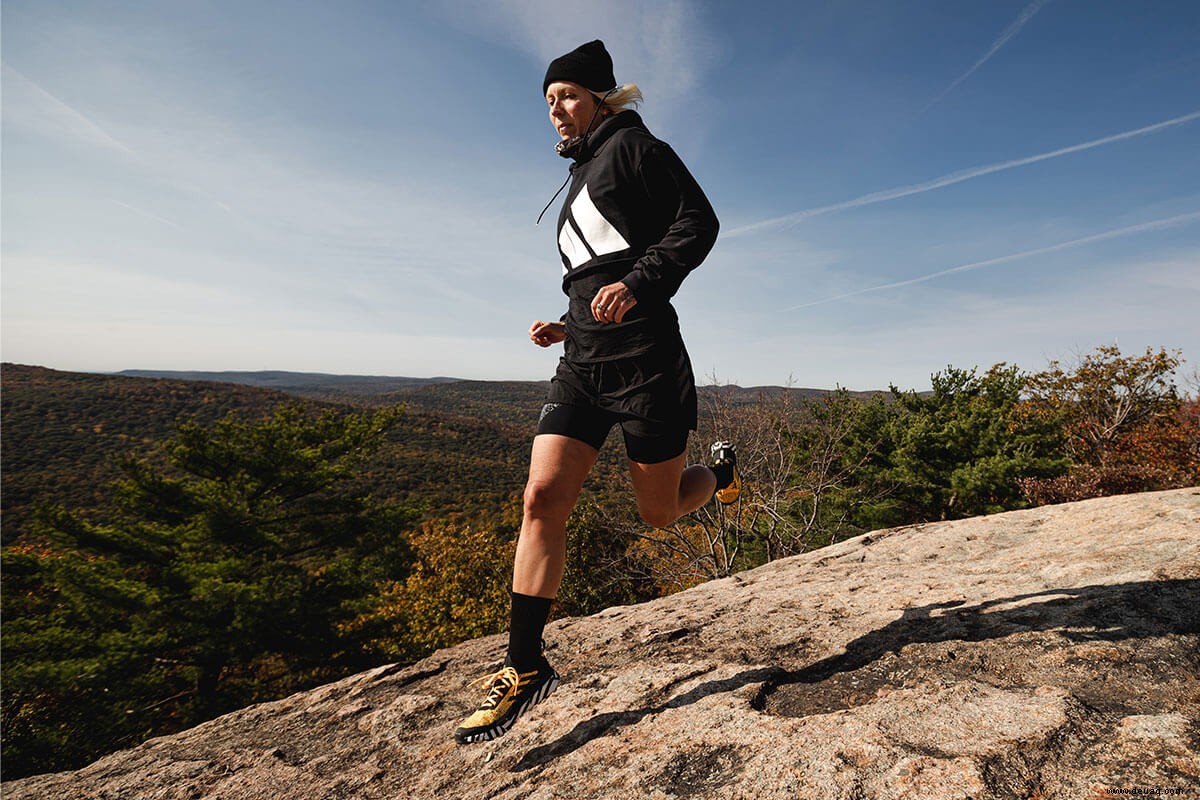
[1018,345,1197,503]
[353,488,658,661]
[348,510,519,663]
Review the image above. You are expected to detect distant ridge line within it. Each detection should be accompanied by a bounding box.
[114,370,464,391]
[107,369,888,401]
[97,369,894,397]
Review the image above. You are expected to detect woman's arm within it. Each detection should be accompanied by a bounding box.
[619,142,720,306]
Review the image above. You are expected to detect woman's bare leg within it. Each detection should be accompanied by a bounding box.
[627,451,716,529]
[511,434,599,598]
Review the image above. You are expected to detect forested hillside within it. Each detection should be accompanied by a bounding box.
[2,366,293,535]
[112,368,874,419]
[1,365,540,533]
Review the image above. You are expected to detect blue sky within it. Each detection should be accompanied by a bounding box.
[3,0,1197,390]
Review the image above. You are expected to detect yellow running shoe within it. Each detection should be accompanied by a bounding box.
[711,441,741,505]
[454,657,560,744]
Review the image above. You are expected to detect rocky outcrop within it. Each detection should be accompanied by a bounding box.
[7,488,1199,799]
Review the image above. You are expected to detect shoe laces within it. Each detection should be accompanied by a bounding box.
[468,666,532,709]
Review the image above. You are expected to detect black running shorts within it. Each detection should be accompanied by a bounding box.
[537,345,698,464]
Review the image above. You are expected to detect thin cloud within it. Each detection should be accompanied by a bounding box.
[924,0,1051,112]
[777,211,1200,311]
[726,109,1200,237]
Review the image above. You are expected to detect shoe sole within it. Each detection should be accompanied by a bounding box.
[454,672,560,744]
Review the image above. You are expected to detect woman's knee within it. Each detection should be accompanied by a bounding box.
[636,501,680,529]
[523,478,577,521]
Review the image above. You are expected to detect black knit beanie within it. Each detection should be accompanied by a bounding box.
[542,40,617,95]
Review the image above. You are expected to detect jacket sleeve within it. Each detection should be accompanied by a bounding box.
[619,142,719,306]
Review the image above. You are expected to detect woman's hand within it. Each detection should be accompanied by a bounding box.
[529,320,566,347]
[591,281,637,323]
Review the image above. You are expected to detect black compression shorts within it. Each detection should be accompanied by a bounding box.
[536,346,698,464]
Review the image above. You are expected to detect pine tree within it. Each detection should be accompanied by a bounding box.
[1,403,413,779]
[853,364,1069,524]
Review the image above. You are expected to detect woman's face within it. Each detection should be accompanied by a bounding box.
[546,81,604,140]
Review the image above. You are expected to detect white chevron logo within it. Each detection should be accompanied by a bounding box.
[559,183,630,272]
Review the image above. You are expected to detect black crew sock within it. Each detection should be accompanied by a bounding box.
[506,592,553,671]
[711,462,734,491]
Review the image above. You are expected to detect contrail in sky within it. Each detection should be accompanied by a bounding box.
[2,60,134,155]
[726,110,1200,237]
[111,200,185,231]
[778,211,1200,311]
[923,0,1051,112]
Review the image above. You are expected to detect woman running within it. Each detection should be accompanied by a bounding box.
[455,40,739,744]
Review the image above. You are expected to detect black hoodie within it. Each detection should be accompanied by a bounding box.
[555,111,719,362]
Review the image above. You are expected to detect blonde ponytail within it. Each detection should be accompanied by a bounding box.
[593,83,643,114]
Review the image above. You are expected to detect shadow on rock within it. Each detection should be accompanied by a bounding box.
[512,578,1199,772]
